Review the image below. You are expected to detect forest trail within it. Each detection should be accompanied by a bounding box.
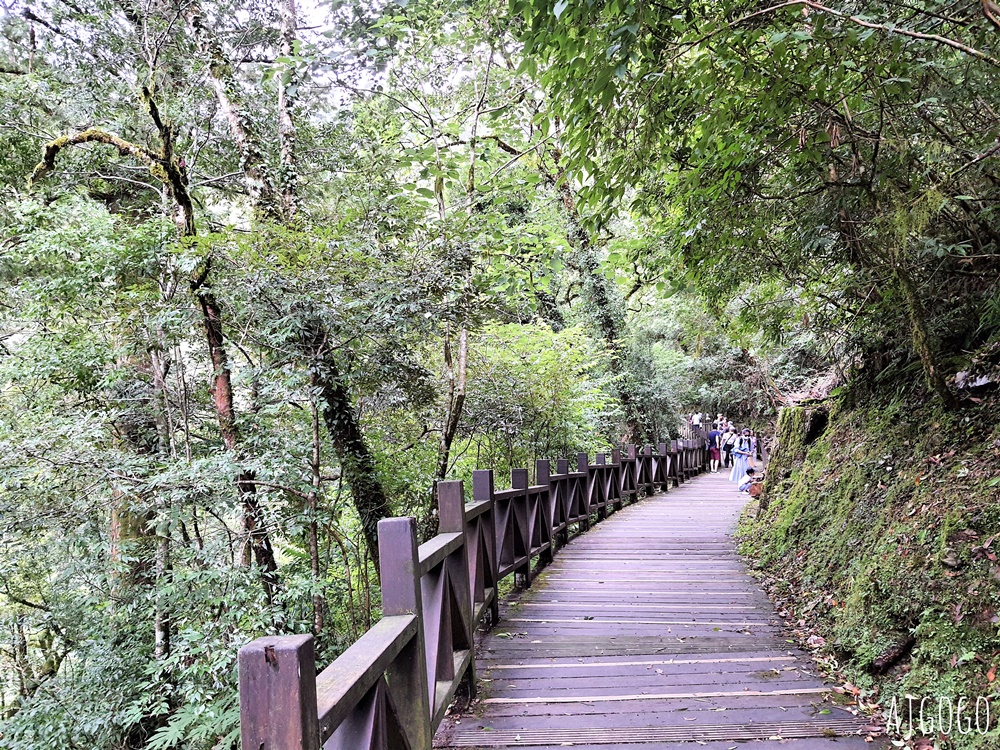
[434,472,880,749]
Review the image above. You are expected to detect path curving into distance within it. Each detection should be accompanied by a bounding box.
[434,471,881,750]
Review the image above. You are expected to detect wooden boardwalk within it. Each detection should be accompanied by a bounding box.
[435,472,876,749]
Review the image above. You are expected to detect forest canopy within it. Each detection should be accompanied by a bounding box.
[0,0,997,748]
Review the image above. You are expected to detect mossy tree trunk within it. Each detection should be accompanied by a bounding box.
[892,256,954,405]
[547,153,647,442]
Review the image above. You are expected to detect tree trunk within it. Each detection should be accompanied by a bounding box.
[298,305,391,567]
[893,258,954,404]
[314,352,392,567]
[427,326,468,537]
[308,377,325,634]
[186,5,277,218]
[149,339,174,658]
[428,63,490,514]
[277,0,298,222]
[434,326,468,485]
[552,170,647,442]
[153,513,171,659]
[14,616,33,698]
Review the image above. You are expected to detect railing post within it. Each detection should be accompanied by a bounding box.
[610,448,623,507]
[625,444,637,498]
[642,445,653,495]
[438,480,466,534]
[658,442,670,491]
[536,459,555,562]
[555,458,571,544]
[577,452,594,525]
[536,459,551,511]
[378,517,432,750]
[595,452,614,514]
[437,481,475,698]
[511,468,532,587]
[472,470,499,624]
[590,452,608,520]
[239,634,320,750]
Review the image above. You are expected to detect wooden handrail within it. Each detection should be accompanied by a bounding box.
[463,498,491,521]
[491,487,522,501]
[238,442,709,749]
[416,532,464,576]
[316,615,418,740]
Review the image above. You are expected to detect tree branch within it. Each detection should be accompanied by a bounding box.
[1,582,50,611]
[242,479,313,501]
[29,129,160,185]
[682,1,1000,68]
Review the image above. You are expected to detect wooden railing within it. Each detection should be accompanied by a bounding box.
[238,439,709,750]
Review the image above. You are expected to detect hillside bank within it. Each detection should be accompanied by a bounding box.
[739,391,1000,749]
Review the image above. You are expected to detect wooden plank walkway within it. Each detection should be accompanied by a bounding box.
[434,471,878,749]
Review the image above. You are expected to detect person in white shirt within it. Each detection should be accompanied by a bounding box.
[738,467,757,492]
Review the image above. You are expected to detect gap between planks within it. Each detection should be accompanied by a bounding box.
[482,687,831,704]
[484,655,797,670]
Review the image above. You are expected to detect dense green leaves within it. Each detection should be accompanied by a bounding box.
[5,0,954,746]
[0,2,727,747]
[518,0,1000,396]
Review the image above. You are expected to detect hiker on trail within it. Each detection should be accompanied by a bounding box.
[737,467,757,492]
[729,429,754,484]
[691,411,703,431]
[706,423,722,473]
[721,426,738,468]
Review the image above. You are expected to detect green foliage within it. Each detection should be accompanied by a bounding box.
[516,0,1000,396]
[456,322,613,474]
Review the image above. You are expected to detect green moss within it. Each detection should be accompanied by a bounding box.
[740,392,1000,748]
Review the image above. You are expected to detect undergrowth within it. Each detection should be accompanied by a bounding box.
[739,389,1000,749]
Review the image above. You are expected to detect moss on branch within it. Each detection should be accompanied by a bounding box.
[29,129,160,186]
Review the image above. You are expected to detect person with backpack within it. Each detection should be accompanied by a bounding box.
[729,429,754,484]
[721,427,738,468]
[706,423,722,473]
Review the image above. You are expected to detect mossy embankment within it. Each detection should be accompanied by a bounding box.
[739,392,1000,748]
